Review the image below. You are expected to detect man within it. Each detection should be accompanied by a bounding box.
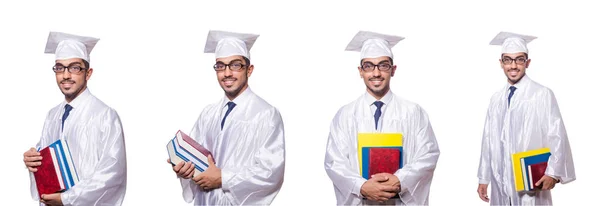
[324,31,440,205]
[22,31,127,205]
[477,31,576,205]
[170,30,285,205]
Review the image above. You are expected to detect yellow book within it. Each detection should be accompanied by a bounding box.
[357,133,403,179]
[511,147,551,191]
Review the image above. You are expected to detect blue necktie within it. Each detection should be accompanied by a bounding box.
[508,86,517,107]
[221,102,236,130]
[62,104,73,131]
[373,101,384,130]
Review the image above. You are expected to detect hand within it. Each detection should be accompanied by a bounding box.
[535,175,558,190]
[192,155,221,190]
[477,184,489,202]
[41,193,62,206]
[168,159,195,179]
[23,148,42,172]
[375,173,401,188]
[360,175,400,202]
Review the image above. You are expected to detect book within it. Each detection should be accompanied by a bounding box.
[511,148,551,192]
[166,130,213,177]
[357,133,403,179]
[528,162,548,190]
[368,148,401,177]
[34,139,79,198]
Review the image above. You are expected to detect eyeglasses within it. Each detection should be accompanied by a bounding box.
[501,56,528,65]
[213,62,246,71]
[361,63,393,72]
[52,65,87,74]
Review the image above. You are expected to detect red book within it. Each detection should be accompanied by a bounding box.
[529,162,548,190]
[33,147,62,198]
[368,148,400,177]
[180,130,212,158]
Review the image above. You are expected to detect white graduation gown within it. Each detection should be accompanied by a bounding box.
[179,88,285,205]
[325,91,440,205]
[29,88,127,205]
[478,75,576,205]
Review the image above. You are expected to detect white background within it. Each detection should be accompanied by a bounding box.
[1,0,598,205]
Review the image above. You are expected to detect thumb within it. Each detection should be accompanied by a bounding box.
[208,154,216,165]
[371,174,389,182]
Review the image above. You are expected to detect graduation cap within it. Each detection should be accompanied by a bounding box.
[490,31,537,54]
[44,31,100,62]
[345,31,405,59]
[204,30,260,59]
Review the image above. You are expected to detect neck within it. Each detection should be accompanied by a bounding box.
[367,87,389,100]
[65,86,87,103]
[226,84,248,101]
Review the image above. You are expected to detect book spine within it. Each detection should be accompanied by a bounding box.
[520,158,528,191]
[63,140,79,184]
[55,142,72,189]
[528,165,534,190]
[50,147,65,190]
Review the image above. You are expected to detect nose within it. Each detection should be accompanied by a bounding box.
[223,66,233,77]
[372,66,382,77]
[62,70,72,79]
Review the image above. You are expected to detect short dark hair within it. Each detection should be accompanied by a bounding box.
[360,57,394,66]
[243,56,250,66]
[82,59,90,69]
[501,53,529,59]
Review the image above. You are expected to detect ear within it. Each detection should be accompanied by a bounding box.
[246,65,254,78]
[498,59,504,69]
[86,68,94,81]
[525,59,531,68]
[390,65,397,77]
[358,66,363,78]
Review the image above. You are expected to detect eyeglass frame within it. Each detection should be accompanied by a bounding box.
[360,62,394,72]
[501,56,529,65]
[213,61,247,71]
[52,64,88,74]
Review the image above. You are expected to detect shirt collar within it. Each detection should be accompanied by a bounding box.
[64,88,92,109]
[364,90,393,106]
[506,74,530,92]
[222,87,253,108]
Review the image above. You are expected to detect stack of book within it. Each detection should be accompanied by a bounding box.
[512,148,551,192]
[34,139,79,198]
[166,130,213,177]
[357,133,403,179]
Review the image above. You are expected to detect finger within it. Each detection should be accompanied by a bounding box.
[25,161,42,167]
[28,167,38,172]
[198,179,209,187]
[173,161,184,171]
[380,185,398,192]
[178,162,192,175]
[185,166,195,179]
[535,178,543,187]
[372,175,389,182]
[192,173,203,182]
[542,180,551,190]
[167,159,172,164]
[24,156,43,162]
[478,193,486,201]
[382,191,397,199]
[208,154,215,166]
[376,194,390,202]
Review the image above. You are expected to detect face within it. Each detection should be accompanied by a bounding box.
[215,55,253,100]
[54,58,93,102]
[500,52,530,85]
[358,56,396,99]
